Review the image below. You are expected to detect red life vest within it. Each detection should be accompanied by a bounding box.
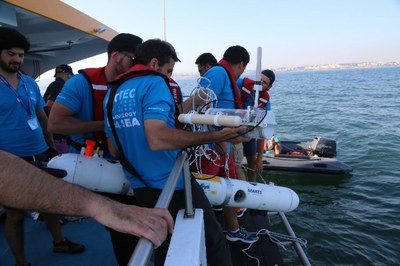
[240,77,270,108]
[78,67,108,149]
[111,65,182,128]
[216,59,243,109]
[169,78,183,129]
[169,78,183,107]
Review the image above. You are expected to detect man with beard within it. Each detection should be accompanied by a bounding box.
[46,32,142,265]
[0,27,84,266]
[47,33,142,156]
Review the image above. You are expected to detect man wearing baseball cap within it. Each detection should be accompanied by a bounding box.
[42,64,74,153]
[48,33,142,154]
[54,64,74,76]
[47,33,142,265]
[43,64,74,111]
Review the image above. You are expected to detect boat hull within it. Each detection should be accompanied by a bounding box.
[262,153,353,175]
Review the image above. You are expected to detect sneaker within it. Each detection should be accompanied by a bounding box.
[226,226,259,244]
[236,208,247,218]
[53,237,85,253]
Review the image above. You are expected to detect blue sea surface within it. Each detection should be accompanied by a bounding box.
[177,66,400,265]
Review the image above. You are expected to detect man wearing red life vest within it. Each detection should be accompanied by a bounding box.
[47,33,142,265]
[238,69,276,182]
[48,33,142,155]
[105,39,247,266]
[192,46,259,244]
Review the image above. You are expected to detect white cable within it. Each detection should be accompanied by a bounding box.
[257,228,308,250]
[238,227,308,266]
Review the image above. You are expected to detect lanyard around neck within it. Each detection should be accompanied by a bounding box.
[0,71,33,116]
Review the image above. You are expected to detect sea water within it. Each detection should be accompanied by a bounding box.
[177,66,400,265]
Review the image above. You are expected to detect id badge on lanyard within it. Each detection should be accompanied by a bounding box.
[0,72,37,130]
[27,117,39,130]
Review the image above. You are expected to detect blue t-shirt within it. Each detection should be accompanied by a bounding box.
[201,66,235,109]
[200,66,235,153]
[0,74,48,156]
[237,78,271,111]
[55,74,96,153]
[104,75,183,190]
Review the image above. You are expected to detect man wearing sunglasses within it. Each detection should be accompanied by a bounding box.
[47,33,142,264]
[48,33,142,156]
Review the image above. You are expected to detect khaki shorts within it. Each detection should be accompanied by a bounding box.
[232,143,244,164]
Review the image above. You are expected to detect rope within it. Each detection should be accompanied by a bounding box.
[186,77,269,179]
[185,78,236,178]
[239,227,308,266]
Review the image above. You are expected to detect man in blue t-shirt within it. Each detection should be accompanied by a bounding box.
[47,33,143,265]
[105,39,248,266]
[195,46,259,244]
[195,52,217,76]
[0,27,84,266]
[48,33,142,155]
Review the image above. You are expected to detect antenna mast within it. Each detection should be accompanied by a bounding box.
[163,0,167,40]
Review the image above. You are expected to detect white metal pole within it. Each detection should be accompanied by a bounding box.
[253,47,262,108]
[128,152,188,266]
[163,0,167,41]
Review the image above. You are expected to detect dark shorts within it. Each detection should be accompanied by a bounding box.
[243,139,257,157]
[20,147,59,165]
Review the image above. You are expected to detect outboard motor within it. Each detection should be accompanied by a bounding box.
[311,136,337,157]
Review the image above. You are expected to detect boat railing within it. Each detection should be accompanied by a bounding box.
[127,151,311,266]
[128,151,202,266]
[277,212,311,266]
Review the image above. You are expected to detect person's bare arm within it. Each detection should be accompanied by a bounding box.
[36,108,55,148]
[0,150,174,248]
[46,100,55,109]
[48,102,104,135]
[255,139,265,173]
[144,119,248,150]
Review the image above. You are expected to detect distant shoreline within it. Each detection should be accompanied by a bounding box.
[174,61,400,79]
[37,62,400,90]
[271,61,400,72]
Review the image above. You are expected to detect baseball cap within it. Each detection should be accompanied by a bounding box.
[107,33,143,55]
[54,64,73,77]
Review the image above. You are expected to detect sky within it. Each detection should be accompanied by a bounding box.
[41,0,400,78]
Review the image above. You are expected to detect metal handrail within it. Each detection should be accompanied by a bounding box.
[127,151,309,266]
[128,151,188,266]
[278,212,311,266]
[183,157,194,218]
